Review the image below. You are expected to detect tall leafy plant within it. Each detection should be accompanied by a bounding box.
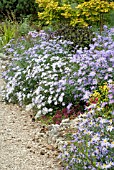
[0,20,18,48]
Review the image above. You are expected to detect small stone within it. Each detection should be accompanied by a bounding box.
[30,149,35,154]
[56,138,64,144]
[36,132,45,138]
[40,126,47,133]
[60,122,70,127]
[40,150,45,155]
[32,118,35,122]
[53,152,59,157]
[51,135,58,143]
[46,145,56,151]
[27,145,31,149]
[61,118,70,123]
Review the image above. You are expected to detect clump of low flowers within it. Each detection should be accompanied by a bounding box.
[59,107,114,170]
[87,82,114,119]
[2,25,114,119]
[64,25,114,104]
[52,103,84,124]
[2,30,74,118]
[59,79,114,169]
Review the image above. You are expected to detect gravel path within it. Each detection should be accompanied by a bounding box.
[0,58,61,170]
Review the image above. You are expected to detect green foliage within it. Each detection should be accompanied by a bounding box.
[0,18,34,49]
[108,10,114,27]
[0,0,38,21]
[50,24,94,49]
[0,20,18,48]
[18,17,34,36]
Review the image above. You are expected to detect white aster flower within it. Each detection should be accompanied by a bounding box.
[62,102,65,106]
[48,108,53,112]
[101,138,110,147]
[25,103,33,111]
[37,104,42,109]
[44,90,48,93]
[42,107,48,115]
[35,86,42,95]
[91,134,100,143]
[50,90,54,94]
[54,101,57,105]
[107,67,113,72]
[41,72,47,77]
[48,96,52,104]
[41,102,45,106]
[93,79,97,85]
[58,95,63,102]
[106,125,113,132]
[110,141,114,148]
[101,162,112,169]
[89,71,96,77]
[83,91,91,100]
[35,110,42,118]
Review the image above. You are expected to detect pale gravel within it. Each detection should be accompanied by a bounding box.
[0,59,62,170]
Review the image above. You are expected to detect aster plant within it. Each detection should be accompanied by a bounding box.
[64,25,114,103]
[2,30,73,118]
[59,106,114,170]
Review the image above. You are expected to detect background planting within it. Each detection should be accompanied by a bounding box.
[0,0,38,20]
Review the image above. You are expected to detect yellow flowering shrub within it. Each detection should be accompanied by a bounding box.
[59,4,72,19]
[88,83,113,119]
[73,0,114,27]
[36,0,60,24]
[35,0,114,27]
[35,0,77,25]
[89,83,109,104]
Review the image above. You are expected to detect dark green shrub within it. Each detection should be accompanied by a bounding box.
[108,10,114,27]
[47,23,94,50]
[0,0,38,21]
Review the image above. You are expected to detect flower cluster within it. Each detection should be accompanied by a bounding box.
[60,108,114,169]
[65,26,114,102]
[2,30,73,118]
[87,82,114,119]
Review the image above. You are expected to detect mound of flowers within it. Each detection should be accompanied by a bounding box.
[2,26,114,119]
[2,30,74,118]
